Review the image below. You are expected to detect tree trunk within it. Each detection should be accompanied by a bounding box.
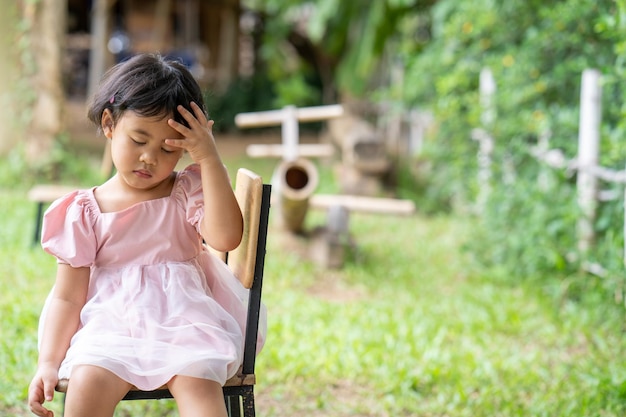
[25,0,66,166]
[0,1,23,156]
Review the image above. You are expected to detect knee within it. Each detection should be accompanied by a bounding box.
[66,365,130,400]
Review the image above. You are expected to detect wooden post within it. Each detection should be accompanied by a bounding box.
[88,0,111,100]
[310,205,351,269]
[576,69,602,253]
[235,104,343,161]
[282,105,299,161]
[473,67,496,213]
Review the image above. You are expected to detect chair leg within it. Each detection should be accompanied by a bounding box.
[241,387,255,417]
[226,394,241,417]
[33,202,44,246]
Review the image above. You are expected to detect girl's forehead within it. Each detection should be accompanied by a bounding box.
[117,111,182,137]
[119,110,173,125]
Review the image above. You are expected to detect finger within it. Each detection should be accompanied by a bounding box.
[29,393,51,417]
[176,104,203,128]
[167,116,192,137]
[43,381,55,402]
[31,403,52,417]
[189,101,209,124]
[164,138,189,150]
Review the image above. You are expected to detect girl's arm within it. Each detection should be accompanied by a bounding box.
[167,102,243,252]
[28,264,89,417]
[198,158,244,252]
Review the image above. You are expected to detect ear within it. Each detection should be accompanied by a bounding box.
[101,109,114,138]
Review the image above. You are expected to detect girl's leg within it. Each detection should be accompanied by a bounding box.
[168,375,228,417]
[64,365,132,417]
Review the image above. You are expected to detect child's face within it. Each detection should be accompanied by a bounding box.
[103,110,184,192]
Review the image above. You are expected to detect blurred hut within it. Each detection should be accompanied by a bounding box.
[65,0,243,98]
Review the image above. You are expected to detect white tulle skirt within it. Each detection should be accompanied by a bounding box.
[38,251,265,390]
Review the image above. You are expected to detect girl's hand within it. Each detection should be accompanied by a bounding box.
[28,364,59,417]
[166,102,220,165]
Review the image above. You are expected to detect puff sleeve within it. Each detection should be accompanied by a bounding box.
[175,164,205,234]
[41,190,98,268]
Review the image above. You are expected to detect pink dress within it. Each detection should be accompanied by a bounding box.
[38,164,265,391]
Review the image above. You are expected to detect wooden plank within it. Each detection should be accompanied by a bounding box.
[246,143,334,159]
[28,185,76,202]
[228,169,263,289]
[234,104,343,128]
[310,194,415,215]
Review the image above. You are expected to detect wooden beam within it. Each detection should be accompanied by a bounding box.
[235,105,344,128]
[246,143,334,159]
[310,194,415,215]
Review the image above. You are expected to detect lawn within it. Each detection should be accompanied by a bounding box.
[2,152,625,416]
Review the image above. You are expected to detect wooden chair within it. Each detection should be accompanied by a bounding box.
[55,168,271,417]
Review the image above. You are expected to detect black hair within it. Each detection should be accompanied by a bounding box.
[87,53,206,130]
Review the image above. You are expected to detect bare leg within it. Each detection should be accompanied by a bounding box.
[64,365,131,417]
[168,375,227,417]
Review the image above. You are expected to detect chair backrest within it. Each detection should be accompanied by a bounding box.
[224,168,265,289]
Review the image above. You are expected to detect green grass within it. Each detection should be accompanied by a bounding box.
[2,155,625,416]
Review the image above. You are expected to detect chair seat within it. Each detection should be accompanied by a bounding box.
[55,371,256,394]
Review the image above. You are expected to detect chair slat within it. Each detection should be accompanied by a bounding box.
[228,169,263,289]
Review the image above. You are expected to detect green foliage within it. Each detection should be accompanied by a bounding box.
[244,0,428,101]
[387,0,626,287]
[0,135,105,190]
[205,72,277,132]
[473,166,580,277]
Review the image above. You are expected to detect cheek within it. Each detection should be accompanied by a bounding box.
[110,140,136,161]
[160,151,183,168]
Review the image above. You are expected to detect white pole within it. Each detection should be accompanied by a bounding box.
[475,67,496,213]
[576,69,602,254]
[282,105,299,162]
[479,67,496,128]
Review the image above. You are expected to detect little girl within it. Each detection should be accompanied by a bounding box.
[27,53,263,417]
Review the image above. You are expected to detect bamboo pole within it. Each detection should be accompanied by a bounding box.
[576,69,602,253]
[272,158,319,232]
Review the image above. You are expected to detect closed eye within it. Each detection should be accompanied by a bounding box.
[162,148,175,154]
[131,138,146,146]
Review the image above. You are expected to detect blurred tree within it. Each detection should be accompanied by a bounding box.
[25,0,67,165]
[0,1,24,156]
[243,0,436,105]
[0,1,65,163]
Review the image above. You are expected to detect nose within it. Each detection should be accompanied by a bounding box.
[140,149,157,165]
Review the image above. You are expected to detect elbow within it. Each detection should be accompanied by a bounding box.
[227,231,243,252]
[203,220,243,253]
[209,233,242,253]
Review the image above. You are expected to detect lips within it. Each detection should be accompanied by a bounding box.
[134,169,153,179]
